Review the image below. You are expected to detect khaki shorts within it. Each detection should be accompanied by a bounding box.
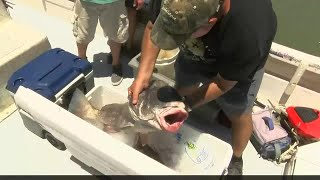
[72,0,129,44]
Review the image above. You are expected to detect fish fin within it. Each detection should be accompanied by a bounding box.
[103,125,119,133]
[68,88,98,121]
[103,123,134,133]
[139,133,150,145]
[122,121,135,128]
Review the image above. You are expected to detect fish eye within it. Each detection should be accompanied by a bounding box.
[157,86,183,102]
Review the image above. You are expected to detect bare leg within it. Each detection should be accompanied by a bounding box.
[229,113,253,158]
[108,39,122,66]
[76,42,89,59]
[225,112,252,175]
[108,39,123,85]
[126,7,137,51]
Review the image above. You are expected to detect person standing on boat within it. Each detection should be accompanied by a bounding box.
[124,0,138,53]
[128,0,277,175]
[72,0,144,86]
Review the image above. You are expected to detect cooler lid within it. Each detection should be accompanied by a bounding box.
[6,48,92,101]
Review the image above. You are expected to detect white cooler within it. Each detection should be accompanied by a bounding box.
[8,49,233,175]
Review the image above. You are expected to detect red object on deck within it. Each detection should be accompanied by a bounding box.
[286,106,320,139]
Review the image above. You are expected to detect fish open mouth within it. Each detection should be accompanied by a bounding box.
[158,107,188,133]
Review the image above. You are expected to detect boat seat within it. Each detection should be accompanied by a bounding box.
[0,10,51,121]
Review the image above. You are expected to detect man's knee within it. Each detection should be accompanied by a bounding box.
[217,93,254,127]
[75,32,95,45]
[228,112,253,125]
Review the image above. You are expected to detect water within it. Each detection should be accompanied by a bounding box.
[271,0,320,57]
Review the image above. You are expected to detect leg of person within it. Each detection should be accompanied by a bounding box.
[126,8,137,51]
[216,67,265,175]
[72,0,99,59]
[99,0,129,86]
[126,0,137,51]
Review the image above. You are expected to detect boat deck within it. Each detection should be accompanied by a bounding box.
[1,1,315,175]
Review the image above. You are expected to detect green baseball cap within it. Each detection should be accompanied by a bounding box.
[151,0,224,50]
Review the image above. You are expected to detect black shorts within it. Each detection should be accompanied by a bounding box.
[125,0,135,8]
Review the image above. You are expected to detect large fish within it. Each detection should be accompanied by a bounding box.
[68,80,189,147]
[128,80,189,133]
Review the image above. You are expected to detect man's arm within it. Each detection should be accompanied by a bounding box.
[128,0,163,105]
[135,21,160,83]
[184,74,237,110]
[128,21,161,104]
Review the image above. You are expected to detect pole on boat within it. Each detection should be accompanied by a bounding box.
[278,61,309,106]
[283,149,298,176]
[269,60,308,177]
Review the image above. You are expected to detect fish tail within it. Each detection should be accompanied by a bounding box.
[68,88,99,122]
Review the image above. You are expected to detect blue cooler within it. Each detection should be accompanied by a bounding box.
[6,48,94,143]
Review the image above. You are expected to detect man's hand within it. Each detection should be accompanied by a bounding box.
[133,0,144,10]
[128,20,160,105]
[128,79,150,105]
